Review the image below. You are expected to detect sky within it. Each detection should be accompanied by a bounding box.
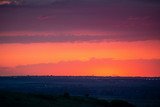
[0,0,160,76]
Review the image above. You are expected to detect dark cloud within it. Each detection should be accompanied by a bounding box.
[0,34,160,44]
[0,0,160,8]
[0,35,114,43]
[0,5,159,31]
[0,0,160,7]
[0,0,160,42]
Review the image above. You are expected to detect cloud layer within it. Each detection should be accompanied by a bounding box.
[0,0,160,43]
[1,0,160,6]
[0,34,160,43]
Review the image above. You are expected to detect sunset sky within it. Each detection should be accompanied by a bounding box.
[0,0,160,76]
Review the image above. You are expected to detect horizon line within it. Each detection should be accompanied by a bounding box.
[0,75,160,78]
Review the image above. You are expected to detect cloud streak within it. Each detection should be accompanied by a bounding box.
[1,0,160,6]
[0,0,11,5]
[0,34,160,43]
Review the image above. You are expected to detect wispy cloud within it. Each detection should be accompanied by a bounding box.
[0,0,23,5]
[0,0,11,5]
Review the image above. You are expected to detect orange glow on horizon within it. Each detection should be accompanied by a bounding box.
[1,59,159,77]
[0,40,160,77]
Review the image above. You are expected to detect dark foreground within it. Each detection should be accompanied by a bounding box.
[0,91,135,107]
[0,76,160,107]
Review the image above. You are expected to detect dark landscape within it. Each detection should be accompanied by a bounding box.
[0,76,160,107]
[0,91,135,107]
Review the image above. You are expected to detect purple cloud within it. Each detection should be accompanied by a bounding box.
[0,0,160,43]
[0,33,160,43]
